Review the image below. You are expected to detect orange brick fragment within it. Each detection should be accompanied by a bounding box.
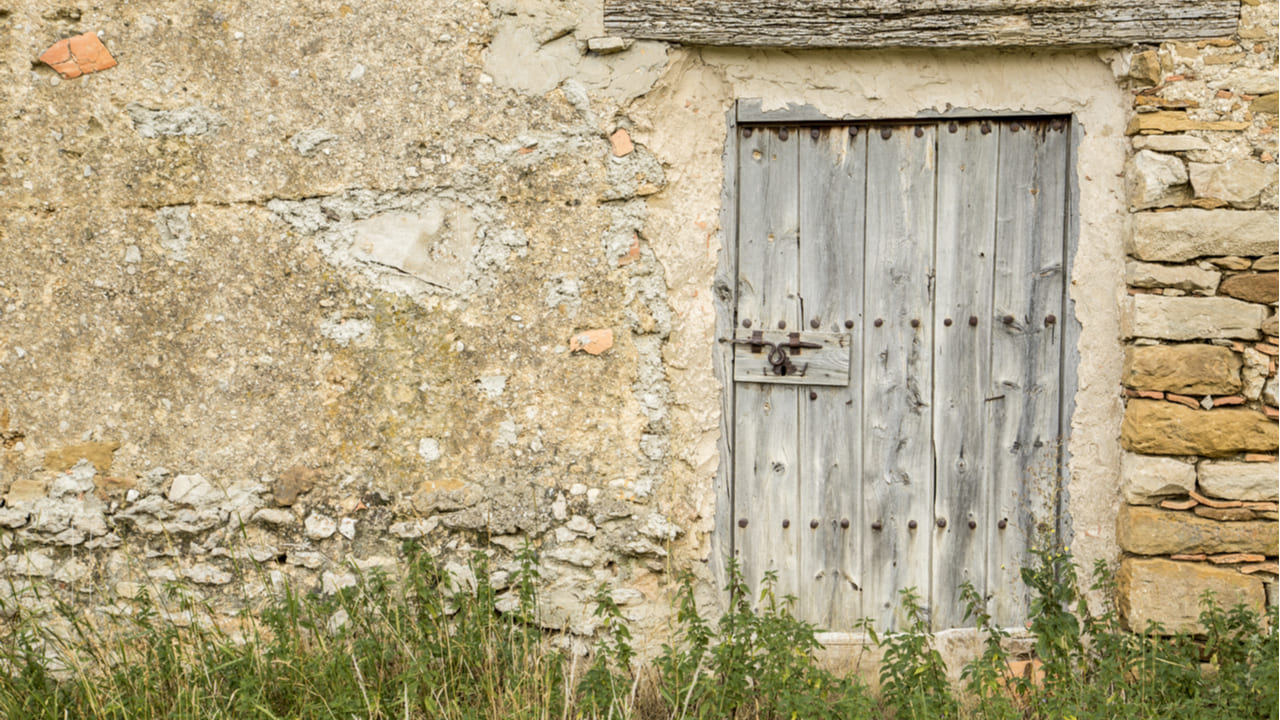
[609,128,634,157]
[1209,553,1266,564]
[1244,501,1280,511]
[1257,343,1279,356]
[1189,490,1243,509]
[1160,498,1198,511]
[1171,553,1207,561]
[617,236,640,267]
[1212,395,1245,407]
[1136,390,1164,400]
[1244,453,1277,462]
[38,32,117,79]
[569,329,613,356]
[1240,562,1280,575]
[1267,406,1279,420]
[1165,393,1200,409]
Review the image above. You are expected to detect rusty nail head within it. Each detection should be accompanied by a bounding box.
[778,128,789,140]
[908,520,918,530]
[880,127,892,139]
[777,320,786,329]
[809,391,817,401]
[981,122,991,134]
[944,317,953,327]
[810,519,820,529]
[948,122,958,134]
[810,317,820,329]
[850,126,859,137]
[810,128,820,140]
[998,518,1008,529]
[1003,314,1015,325]
[742,319,752,328]
[840,518,850,529]
[743,127,753,137]
[968,520,977,529]
[871,521,883,531]
[782,519,790,528]
[969,315,979,327]
[738,518,749,528]
[936,517,947,528]
[910,318,920,328]
[1045,314,1057,326]
[914,126,924,137]
[1011,121,1021,132]
[874,318,883,327]
[844,319,854,329]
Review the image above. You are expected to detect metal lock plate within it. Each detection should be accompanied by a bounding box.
[731,329,851,386]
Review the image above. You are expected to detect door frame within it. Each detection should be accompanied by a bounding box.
[710,100,1082,628]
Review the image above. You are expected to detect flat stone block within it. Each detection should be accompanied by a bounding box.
[1125,261,1220,294]
[1121,452,1197,504]
[1122,399,1278,457]
[1117,557,1264,634]
[1123,295,1266,341]
[1199,461,1280,501]
[1123,344,1241,395]
[1129,210,1278,262]
[1116,504,1279,555]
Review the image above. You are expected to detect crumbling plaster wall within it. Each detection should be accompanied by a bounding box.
[0,0,1274,655]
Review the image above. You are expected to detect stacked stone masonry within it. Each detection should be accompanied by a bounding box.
[0,0,1276,661]
[1118,1,1279,635]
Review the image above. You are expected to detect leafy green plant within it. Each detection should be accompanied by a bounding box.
[868,587,958,720]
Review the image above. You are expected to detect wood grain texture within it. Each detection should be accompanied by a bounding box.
[711,108,739,592]
[861,123,935,632]
[930,119,999,630]
[797,126,867,629]
[985,119,1067,626]
[604,0,1240,48]
[734,126,802,602]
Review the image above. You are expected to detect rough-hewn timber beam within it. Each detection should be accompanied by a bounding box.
[603,1,1241,48]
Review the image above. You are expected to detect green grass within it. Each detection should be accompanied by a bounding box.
[0,541,1274,720]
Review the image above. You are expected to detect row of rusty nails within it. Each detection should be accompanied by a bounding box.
[739,517,1008,530]
[742,315,1056,330]
[746,119,1064,140]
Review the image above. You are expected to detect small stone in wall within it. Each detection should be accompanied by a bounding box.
[252,508,296,526]
[1127,150,1190,210]
[1188,158,1274,209]
[1200,460,1280,501]
[183,563,233,585]
[1127,50,1162,86]
[1218,272,1278,304]
[43,441,119,473]
[305,513,338,540]
[570,329,613,355]
[289,129,339,157]
[418,438,442,464]
[274,465,319,506]
[338,516,357,540]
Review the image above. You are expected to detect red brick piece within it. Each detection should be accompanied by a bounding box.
[1240,562,1279,575]
[1189,490,1243,509]
[1209,553,1267,564]
[1170,553,1207,561]
[1244,453,1277,462]
[38,32,117,79]
[1165,393,1201,409]
[1160,498,1199,511]
[1212,395,1245,407]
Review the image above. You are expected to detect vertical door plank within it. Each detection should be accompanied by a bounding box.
[985,119,1068,626]
[734,126,802,605]
[861,123,936,632]
[930,120,999,630]
[798,126,867,629]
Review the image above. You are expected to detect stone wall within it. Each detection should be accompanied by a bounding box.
[1117,0,1279,634]
[0,0,1275,656]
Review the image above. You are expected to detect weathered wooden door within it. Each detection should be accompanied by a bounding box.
[730,118,1069,631]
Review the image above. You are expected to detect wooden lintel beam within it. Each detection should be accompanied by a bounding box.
[602,0,1241,49]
